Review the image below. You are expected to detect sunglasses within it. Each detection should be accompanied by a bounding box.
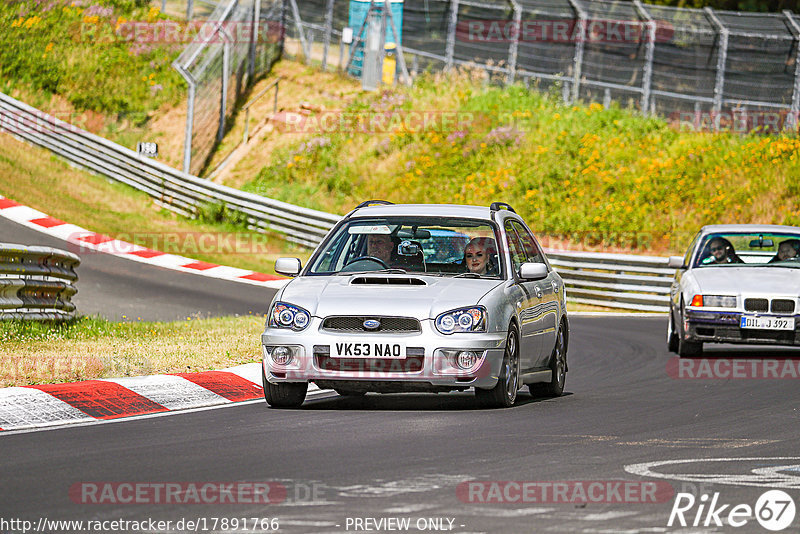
[710,246,725,252]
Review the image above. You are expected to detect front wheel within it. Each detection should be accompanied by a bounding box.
[262,369,307,408]
[530,322,567,398]
[475,326,519,408]
[677,303,703,358]
[667,306,679,353]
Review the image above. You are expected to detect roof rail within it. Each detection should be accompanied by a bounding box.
[354,200,394,209]
[490,202,516,213]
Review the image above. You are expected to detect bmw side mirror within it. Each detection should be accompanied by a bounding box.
[668,256,685,269]
[518,262,548,280]
[275,257,302,276]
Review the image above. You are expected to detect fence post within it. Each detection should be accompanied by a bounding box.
[445,0,460,69]
[704,7,728,132]
[783,10,800,132]
[289,0,311,62]
[186,0,194,20]
[219,27,232,142]
[634,0,655,116]
[566,0,586,103]
[179,69,196,174]
[249,0,260,80]
[506,0,521,84]
[322,0,335,70]
[384,0,411,85]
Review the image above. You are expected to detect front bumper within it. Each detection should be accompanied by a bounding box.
[261,317,507,390]
[684,309,800,346]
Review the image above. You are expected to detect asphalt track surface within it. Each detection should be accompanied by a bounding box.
[3,317,800,533]
[0,216,276,321]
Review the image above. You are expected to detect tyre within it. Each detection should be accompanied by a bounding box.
[677,302,703,358]
[667,306,679,353]
[475,325,520,408]
[262,369,307,408]
[529,321,567,398]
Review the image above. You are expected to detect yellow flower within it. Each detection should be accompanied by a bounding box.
[11,18,22,28]
[45,42,54,52]
[293,155,301,162]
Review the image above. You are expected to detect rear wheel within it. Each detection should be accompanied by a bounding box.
[262,369,307,408]
[530,322,567,398]
[475,326,519,408]
[677,302,703,358]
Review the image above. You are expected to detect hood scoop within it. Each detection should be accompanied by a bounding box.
[350,276,427,286]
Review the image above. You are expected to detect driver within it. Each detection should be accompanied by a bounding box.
[703,237,743,265]
[367,233,396,265]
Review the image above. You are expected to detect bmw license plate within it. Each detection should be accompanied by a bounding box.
[332,342,405,358]
[740,316,795,330]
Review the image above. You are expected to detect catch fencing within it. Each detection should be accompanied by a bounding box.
[0,92,341,248]
[0,244,80,321]
[172,0,285,176]
[287,0,800,132]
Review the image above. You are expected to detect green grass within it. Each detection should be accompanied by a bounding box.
[0,0,184,116]
[241,68,800,253]
[0,314,265,386]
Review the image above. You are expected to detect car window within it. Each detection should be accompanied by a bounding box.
[511,221,546,264]
[684,232,699,267]
[693,232,800,267]
[505,221,527,275]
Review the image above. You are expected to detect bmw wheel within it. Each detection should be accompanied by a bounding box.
[475,325,519,408]
[677,301,703,358]
[530,320,567,398]
[262,369,307,408]
[667,305,679,353]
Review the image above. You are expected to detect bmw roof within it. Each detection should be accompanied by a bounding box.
[699,224,800,234]
[347,203,499,220]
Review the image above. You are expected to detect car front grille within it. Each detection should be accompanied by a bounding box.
[321,316,421,333]
[771,299,796,314]
[744,298,769,312]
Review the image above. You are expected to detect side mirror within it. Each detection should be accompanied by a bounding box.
[275,257,302,276]
[668,256,685,269]
[518,262,548,281]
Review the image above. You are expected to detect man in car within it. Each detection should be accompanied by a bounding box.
[770,239,800,262]
[704,237,743,264]
[367,233,396,265]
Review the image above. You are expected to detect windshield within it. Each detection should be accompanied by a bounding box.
[307,217,503,278]
[693,232,800,268]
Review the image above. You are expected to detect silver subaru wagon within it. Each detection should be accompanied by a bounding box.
[261,201,569,408]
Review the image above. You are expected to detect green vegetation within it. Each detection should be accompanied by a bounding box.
[243,68,800,253]
[0,315,264,386]
[0,0,183,116]
[644,0,798,12]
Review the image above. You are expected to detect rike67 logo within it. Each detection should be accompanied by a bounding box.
[668,490,796,531]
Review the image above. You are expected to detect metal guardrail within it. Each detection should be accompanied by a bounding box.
[0,244,80,320]
[546,250,672,312]
[0,92,341,248]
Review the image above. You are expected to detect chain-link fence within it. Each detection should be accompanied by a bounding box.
[172,0,284,175]
[285,0,800,133]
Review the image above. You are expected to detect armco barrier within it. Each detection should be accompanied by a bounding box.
[0,244,80,320]
[0,92,341,248]
[546,250,672,312]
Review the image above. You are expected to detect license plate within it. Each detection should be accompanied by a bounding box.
[740,316,795,330]
[332,342,405,358]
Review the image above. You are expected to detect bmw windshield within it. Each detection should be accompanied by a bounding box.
[694,232,800,267]
[307,217,503,278]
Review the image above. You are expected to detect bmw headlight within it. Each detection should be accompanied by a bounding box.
[269,302,311,331]
[435,307,487,334]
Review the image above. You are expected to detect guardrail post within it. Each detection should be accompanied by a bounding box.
[506,0,521,85]
[445,0,459,69]
[634,0,656,116]
[783,10,800,132]
[322,0,335,70]
[566,0,587,103]
[704,7,728,132]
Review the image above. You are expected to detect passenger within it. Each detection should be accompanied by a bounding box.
[769,239,800,263]
[464,237,498,275]
[703,237,743,265]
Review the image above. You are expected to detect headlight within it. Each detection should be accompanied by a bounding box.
[269,302,311,331]
[690,295,736,308]
[435,307,487,334]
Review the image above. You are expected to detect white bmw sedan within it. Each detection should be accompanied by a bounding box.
[668,224,800,356]
[261,201,569,408]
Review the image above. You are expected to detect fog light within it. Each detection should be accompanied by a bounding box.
[271,346,293,365]
[456,351,479,369]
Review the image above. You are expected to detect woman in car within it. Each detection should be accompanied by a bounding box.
[464,237,498,275]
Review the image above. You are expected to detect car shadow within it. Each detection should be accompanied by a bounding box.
[698,346,800,359]
[300,391,574,411]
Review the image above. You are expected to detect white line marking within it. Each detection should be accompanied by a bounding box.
[625,457,800,489]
